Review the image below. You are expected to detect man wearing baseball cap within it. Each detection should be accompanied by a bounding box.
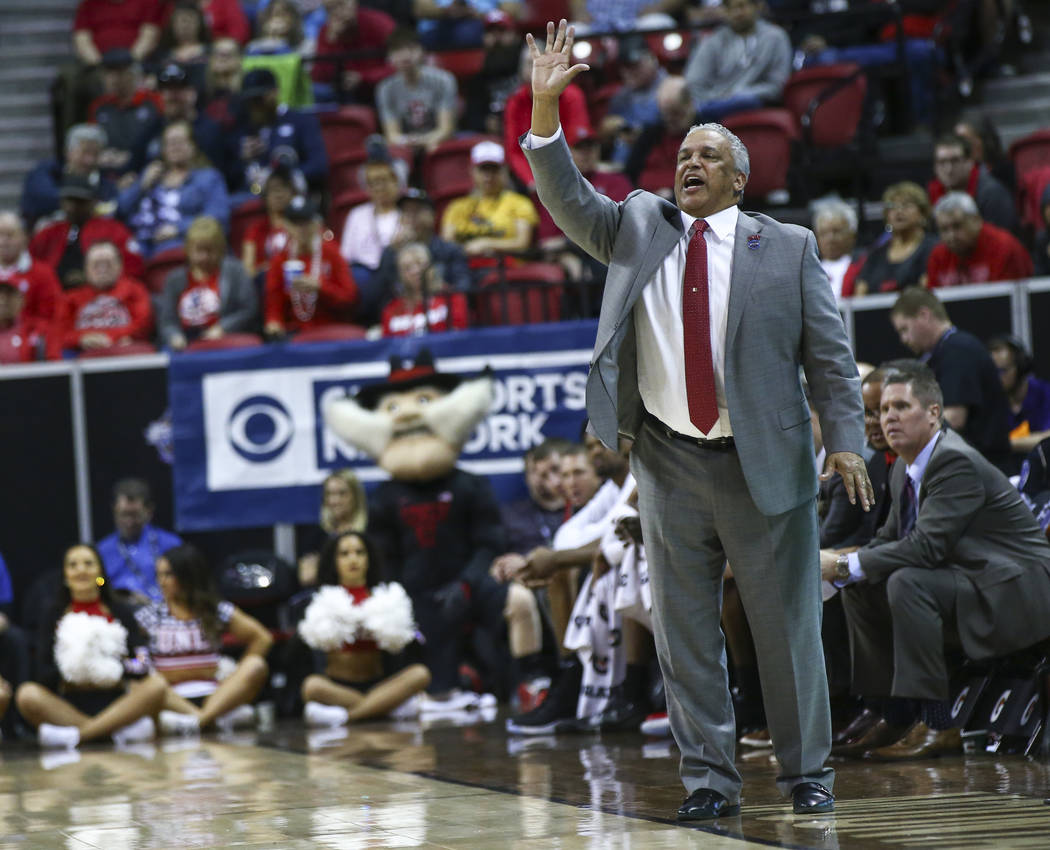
[440,140,538,269]
[230,68,328,198]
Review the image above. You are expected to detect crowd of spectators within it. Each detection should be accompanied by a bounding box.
[0,0,1043,364]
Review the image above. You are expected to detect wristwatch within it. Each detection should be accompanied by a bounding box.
[834,554,851,583]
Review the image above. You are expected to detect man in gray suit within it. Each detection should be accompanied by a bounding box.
[520,21,873,819]
[823,367,1050,759]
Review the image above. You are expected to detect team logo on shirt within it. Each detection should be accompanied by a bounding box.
[227,395,294,462]
[178,286,221,328]
[75,294,131,329]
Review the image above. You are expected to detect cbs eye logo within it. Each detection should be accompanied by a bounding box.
[227,395,294,462]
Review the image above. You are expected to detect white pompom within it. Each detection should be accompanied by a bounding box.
[298,586,362,651]
[359,582,417,653]
[54,612,128,688]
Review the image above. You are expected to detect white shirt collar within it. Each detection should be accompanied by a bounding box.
[905,429,943,490]
[680,204,739,242]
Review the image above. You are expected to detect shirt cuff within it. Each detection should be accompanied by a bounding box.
[847,552,865,582]
[523,126,563,150]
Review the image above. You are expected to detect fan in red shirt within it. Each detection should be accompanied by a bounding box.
[311,0,396,97]
[240,167,296,278]
[264,197,359,337]
[30,175,144,289]
[0,212,62,338]
[72,0,161,65]
[927,192,1032,289]
[0,280,42,365]
[503,46,590,191]
[49,241,153,359]
[381,241,469,337]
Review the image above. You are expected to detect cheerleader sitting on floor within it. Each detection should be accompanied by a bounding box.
[15,544,166,749]
[299,531,430,726]
[136,543,273,735]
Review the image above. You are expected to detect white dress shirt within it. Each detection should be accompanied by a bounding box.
[635,203,737,439]
[524,124,736,438]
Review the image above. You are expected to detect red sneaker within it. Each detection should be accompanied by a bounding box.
[515,676,551,714]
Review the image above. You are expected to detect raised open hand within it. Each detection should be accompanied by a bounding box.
[526,19,590,100]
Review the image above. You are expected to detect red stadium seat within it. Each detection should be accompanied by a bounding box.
[782,64,867,148]
[476,262,565,325]
[229,198,266,255]
[644,29,693,67]
[422,135,492,198]
[431,48,486,83]
[290,324,368,343]
[1009,129,1050,179]
[185,333,264,352]
[1017,165,1050,233]
[318,105,378,161]
[142,246,187,294]
[78,341,157,358]
[723,109,799,199]
[329,146,369,200]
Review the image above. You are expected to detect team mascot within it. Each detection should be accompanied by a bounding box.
[323,349,545,705]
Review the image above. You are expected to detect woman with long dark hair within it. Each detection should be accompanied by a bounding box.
[136,543,272,734]
[299,531,429,726]
[15,544,166,748]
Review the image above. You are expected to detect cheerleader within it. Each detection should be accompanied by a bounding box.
[300,531,430,726]
[137,543,272,734]
[15,544,166,748]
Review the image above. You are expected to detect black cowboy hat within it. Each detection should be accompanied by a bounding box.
[354,349,461,410]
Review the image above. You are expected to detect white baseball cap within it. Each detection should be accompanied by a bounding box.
[471,140,505,166]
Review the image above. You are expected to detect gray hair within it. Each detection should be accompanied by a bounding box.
[0,210,24,235]
[812,198,857,233]
[686,122,750,180]
[65,123,107,154]
[933,191,979,219]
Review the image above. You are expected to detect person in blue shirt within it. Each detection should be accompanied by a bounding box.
[95,478,182,604]
[228,68,328,201]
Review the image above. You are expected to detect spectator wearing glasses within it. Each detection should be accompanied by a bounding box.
[853,182,937,296]
[927,133,1017,233]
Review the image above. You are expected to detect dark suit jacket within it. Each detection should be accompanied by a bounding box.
[821,446,893,549]
[859,429,1050,659]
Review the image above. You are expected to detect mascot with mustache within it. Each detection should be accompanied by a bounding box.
[324,350,545,706]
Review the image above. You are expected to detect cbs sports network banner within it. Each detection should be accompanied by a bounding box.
[168,321,597,530]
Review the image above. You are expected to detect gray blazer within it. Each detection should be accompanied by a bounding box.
[860,428,1050,659]
[522,132,863,516]
[158,256,259,346]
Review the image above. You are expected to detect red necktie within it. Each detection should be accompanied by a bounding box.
[682,220,719,433]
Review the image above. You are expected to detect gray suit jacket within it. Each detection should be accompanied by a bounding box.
[522,132,863,516]
[158,256,259,346]
[860,428,1050,658]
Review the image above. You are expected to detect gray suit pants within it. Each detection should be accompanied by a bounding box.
[632,420,834,799]
[841,568,968,701]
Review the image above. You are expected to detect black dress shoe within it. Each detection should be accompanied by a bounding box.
[791,782,834,815]
[832,707,880,746]
[677,788,741,821]
[577,698,647,732]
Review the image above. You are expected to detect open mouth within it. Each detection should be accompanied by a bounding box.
[393,424,433,439]
[683,174,705,192]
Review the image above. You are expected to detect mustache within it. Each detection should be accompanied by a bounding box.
[421,377,493,446]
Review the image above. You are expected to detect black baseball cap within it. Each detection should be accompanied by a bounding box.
[397,187,434,209]
[242,68,278,97]
[157,63,190,88]
[59,173,98,201]
[283,195,318,223]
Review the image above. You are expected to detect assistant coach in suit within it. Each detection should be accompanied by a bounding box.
[520,22,873,819]
[824,367,1050,760]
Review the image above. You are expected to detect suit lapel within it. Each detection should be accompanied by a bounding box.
[594,203,683,355]
[725,212,765,350]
